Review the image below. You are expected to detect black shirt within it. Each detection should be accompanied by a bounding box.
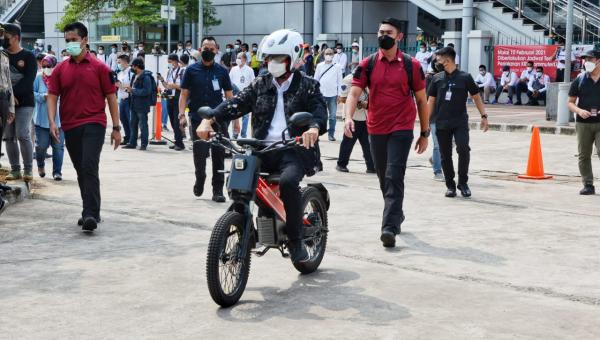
[428,69,479,126]
[569,73,600,124]
[8,49,37,107]
[180,61,232,122]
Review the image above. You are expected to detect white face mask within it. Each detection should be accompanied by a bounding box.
[480,71,486,75]
[336,48,342,54]
[42,68,53,76]
[584,61,598,73]
[111,48,117,53]
[420,48,426,52]
[527,67,533,72]
[236,58,243,66]
[268,60,287,78]
[536,71,543,77]
[324,55,333,62]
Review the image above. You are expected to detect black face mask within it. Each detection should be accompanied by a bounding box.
[2,38,10,50]
[201,49,215,62]
[434,62,445,73]
[378,35,396,50]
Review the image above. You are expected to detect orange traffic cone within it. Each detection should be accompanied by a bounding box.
[517,127,553,180]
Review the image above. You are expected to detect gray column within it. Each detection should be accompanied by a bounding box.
[313,0,322,43]
[198,0,204,44]
[460,0,473,69]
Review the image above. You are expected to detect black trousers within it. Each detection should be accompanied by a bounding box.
[370,130,413,233]
[261,150,306,241]
[556,69,565,83]
[167,96,184,148]
[337,120,374,170]
[64,123,105,220]
[515,82,528,104]
[436,121,471,189]
[190,119,226,195]
[527,91,546,105]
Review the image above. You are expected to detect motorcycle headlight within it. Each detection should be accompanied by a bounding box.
[234,159,246,170]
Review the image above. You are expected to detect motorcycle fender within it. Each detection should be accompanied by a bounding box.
[307,183,330,211]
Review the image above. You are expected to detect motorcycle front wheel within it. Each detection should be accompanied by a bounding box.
[293,186,328,274]
[206,211,251,307]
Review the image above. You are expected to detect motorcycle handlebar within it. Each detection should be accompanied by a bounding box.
[193,136,303,155]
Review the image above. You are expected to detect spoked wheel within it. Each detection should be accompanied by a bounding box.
[206,212,251,307]
[293,187,328,274]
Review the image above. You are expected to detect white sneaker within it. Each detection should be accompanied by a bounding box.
[433,173,445,182]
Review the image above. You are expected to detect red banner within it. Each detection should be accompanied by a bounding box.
[493,45,560,81]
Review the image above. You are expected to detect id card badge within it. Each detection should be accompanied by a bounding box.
[445,90,452,101]
[212,78,220,91]
[591,107,598,117]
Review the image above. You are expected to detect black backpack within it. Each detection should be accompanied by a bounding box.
[365,52,414,95]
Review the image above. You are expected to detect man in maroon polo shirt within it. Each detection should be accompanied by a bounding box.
[47,22,121,232]
[344,17,429,248]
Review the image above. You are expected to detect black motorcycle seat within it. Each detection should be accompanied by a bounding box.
[265,174,281,184]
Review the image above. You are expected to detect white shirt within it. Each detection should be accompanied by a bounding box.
[528,73,551,93]
[415,50,432,72]
[332,52,347,71]
[556,48,577,70]
[117,67,132,100]
[229,64,255,91]
[214,51,223,65]
[315,62,343,97]
[108,52,119,72]
[520,69,535,82]
[455,54,460,67]
[500,71,518,87]
[474,72,496,88]
[96,53,109,65]
[166,66,184,96]
[266,73,294,142]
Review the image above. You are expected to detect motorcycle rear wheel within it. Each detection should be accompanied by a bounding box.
[293,186,328,274]
[206,212,251,307]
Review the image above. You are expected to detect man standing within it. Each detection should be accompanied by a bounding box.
[178,36,235,202]
[3,23,37,182]
[122,58,152,151]
[160,54,185,150]
[474,65,496,104]
[96,45,109,65]
[349,42,361,73]
[221,44,235,70]
[115,54,132,145]
[427,47,489,198]
[555,41,576,82]
[108,43,119,71]
[47,22,121,232]
[229,52,255,138]
[250,43,260,76]
[415,41,431,73]
[345,18,429,248]
[492,65,518,104]
[0,25,15,170]
[315,48,343,141]
[515,61,535,105]
[333,43,348,73]
[567,47,600,195]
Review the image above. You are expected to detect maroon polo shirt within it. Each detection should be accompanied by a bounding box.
[352,49,425,135]
[48,52,116,132]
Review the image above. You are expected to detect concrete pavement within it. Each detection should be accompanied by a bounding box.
[1,127,599,339]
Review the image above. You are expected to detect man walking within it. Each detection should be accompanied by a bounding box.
[568,47,600,195]
[229,52,255,138]
[333,43,348,73]
[122,58,153,151]
[345,18,429,248]
[427,47,489,198]
[315,48,343,141]
[116,54,132,145]
[0,24,15,170]
[178,36,235,202]
[48,22,121,232]
[3,23,37,182]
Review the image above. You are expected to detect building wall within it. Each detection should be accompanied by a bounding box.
[44,0,67,53]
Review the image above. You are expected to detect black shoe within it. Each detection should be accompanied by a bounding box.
[445,188,457,198]
[288,240,310,263]
[580,185,595,195]
[380,227,396,248]
[457,183,472,197]
[514,101,522,106]
[366,168,376,174]
[174,145,184,151]
[212,194,226,203]
[0,198,7,216]
[82,217,98,232]
[193,182,204,197]
[336,165,349,173]
[77,217,84,226]
[122,144,136,149]
[139,146,147,151]
[169,145,176,149]
[328,136,336,142]
[120,140,129,146]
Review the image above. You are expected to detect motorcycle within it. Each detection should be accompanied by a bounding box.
[197,109,330,307]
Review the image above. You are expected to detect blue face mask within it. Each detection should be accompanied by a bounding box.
[66,41,82,57]
[117,64,123,71]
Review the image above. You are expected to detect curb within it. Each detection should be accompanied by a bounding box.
[1,181,31,207]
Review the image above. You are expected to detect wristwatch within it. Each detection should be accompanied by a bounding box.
[112,126,121,132]
[481,114,488,119]
[420,129,431,138]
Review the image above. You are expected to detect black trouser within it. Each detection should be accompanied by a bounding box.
[261,150,306,241]
[337,120,374,170]
[64,123,105,220]
[436,121,471,189]
[556,69,565,83]
[369,130,413,234]
[167,95,184,148]
[515,82,528,104]
[190,118,227,195]
[527,90,546,106]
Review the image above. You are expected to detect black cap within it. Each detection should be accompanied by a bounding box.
[3,23,21,37]
[168,53,179,62]
[581,47,600,59]
[381,18,403,32]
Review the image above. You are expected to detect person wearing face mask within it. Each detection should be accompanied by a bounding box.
[160,54,185,150]
[173,41,184,57]
[514,61,535,105]
[221,43,235,70]
[0,24,16,172]
[415,42,431,75]
[178,36,236,202]
[555,40,576,82]
[568,47,600,195]
[115,54,132,146]
[196,29,327,263]
[241,43,251,66]
[474,65,496,104]
[349,42,361,72]
[132,42,144,59]
[47,22,122,232]
[33,55,64,181]
[526,66,550,106]
[228,52,255,138]
[2,23,37,182]
[427,47,489,198]
[492,65,518,104]
[332,43,348,74]
[107,43,119,72]
[96,45,109,65]
[345,17,429,248]
[184,40,193,55]
[234,39,242,54]
[250,43,260,76]
[122,58,153,151]
[315,48,344,141]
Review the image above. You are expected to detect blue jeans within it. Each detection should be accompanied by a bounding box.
[130,109,149,147]
[35,125,64,176]
[119,98,131,143]
[430,123,442,175]
[324,96,338,138]
[161,98,169,126]
[241,114,250,138]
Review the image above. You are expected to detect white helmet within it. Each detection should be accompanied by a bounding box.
[257,29,304,65]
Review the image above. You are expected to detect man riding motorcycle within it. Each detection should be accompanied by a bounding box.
[196,29,327,263]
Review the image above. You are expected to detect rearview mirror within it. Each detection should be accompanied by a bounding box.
[289,112,313,128]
